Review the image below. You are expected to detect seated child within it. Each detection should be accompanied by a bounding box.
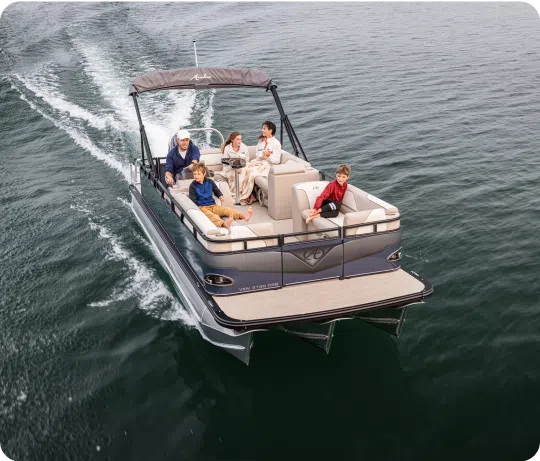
[189,163,253,229]
[306,164,351,225]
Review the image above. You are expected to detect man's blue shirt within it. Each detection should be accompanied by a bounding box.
[165,142,201,178]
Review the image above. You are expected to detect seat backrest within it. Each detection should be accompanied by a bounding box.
[267,167,320,220]
[343,209,388,236]
[170,190,199,211]
[293,181,329,209]
[247,145,257,161]
[342,185,400,216]
[279,150,311,168]
[199,147,224,172]
[291,181,327,237]
[246,146,311,167]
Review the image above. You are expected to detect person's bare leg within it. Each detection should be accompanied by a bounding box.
[223,215,234,229]
[247,194,256,205]
[306,213,320,225]
[242,206,253,222]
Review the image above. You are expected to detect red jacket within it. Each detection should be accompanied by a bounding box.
[314,180,348,210]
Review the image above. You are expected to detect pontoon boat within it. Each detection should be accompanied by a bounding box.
[128,66,433,364]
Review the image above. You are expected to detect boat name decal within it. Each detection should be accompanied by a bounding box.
[190,73,212,81]
[239,282,279,292]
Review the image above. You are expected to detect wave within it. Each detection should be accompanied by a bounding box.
[13,66,124,132]
[10,78,131,181]
[70,201,195,327]
[9,35,214,327]
[8,35,216,183]
[70,36,200,156]
[201,89,216,144]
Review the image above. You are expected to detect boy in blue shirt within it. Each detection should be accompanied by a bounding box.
[189,163,253,229]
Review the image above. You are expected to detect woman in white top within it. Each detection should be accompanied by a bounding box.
[221,131,249,191]
[236,121,282,204]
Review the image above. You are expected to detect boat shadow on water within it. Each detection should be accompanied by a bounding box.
[172,320,426,460]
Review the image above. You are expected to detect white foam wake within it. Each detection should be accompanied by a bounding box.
[14,68,124,132]
[71,38,198,157]
[70,202,195,327]
[12,84,131,182]
[202,89,216,144]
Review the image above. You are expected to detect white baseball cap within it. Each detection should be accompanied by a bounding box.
[176,129,190,140]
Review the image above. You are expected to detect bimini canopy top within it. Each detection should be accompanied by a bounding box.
[129,67,273,95]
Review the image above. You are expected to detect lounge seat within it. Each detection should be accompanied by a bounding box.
[195,145,318,219]
[167,176,233,207]
[246,146,320,220]
[292,181,400,239]
[167,190,276,251]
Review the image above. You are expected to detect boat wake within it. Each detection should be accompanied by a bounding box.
[8,45,215,180]
[13,68,124,131]
[8,72,131,182]
[71,34,203,153]
[70,200,196,327]
[8,38,216,326]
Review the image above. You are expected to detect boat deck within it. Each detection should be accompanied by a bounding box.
[215,268,427,322]
[231,200,293,234]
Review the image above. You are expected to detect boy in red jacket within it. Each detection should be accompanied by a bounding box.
[306,164,351,225]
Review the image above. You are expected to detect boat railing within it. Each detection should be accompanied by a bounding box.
[143,164,400,253]
[168,127,225,151]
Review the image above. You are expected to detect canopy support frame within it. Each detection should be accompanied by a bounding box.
[132,94,155,173]
[269,85,308,162]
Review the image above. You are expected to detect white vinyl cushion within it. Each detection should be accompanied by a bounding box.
[186,209,219,237]
[341,190,359,212]
[327,213,345,227]
[295,181,329,209]
[171,191,199,211]
[367,194,398,215]
[354,208,387,234]
[200,152,223,166]
[228,225,267,250]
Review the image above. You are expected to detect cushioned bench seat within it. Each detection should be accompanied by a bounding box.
[292,181,400,239]
[190,146,319,221]
[167,188,278,252]
[245,146,320,220]
[166,176,234,206]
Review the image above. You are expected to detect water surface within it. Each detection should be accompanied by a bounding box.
[1,3,539,460]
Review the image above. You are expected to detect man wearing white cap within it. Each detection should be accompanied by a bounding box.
[164,129,201,186]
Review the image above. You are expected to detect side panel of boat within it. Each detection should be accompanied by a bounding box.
[343,232,401,277]
[131,186,255,364]
[280,231,401,285]
[140,177,404,296]
[140,179,283,296]
[198,251,283,295]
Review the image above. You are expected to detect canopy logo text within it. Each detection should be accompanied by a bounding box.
[190,73,212,81]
